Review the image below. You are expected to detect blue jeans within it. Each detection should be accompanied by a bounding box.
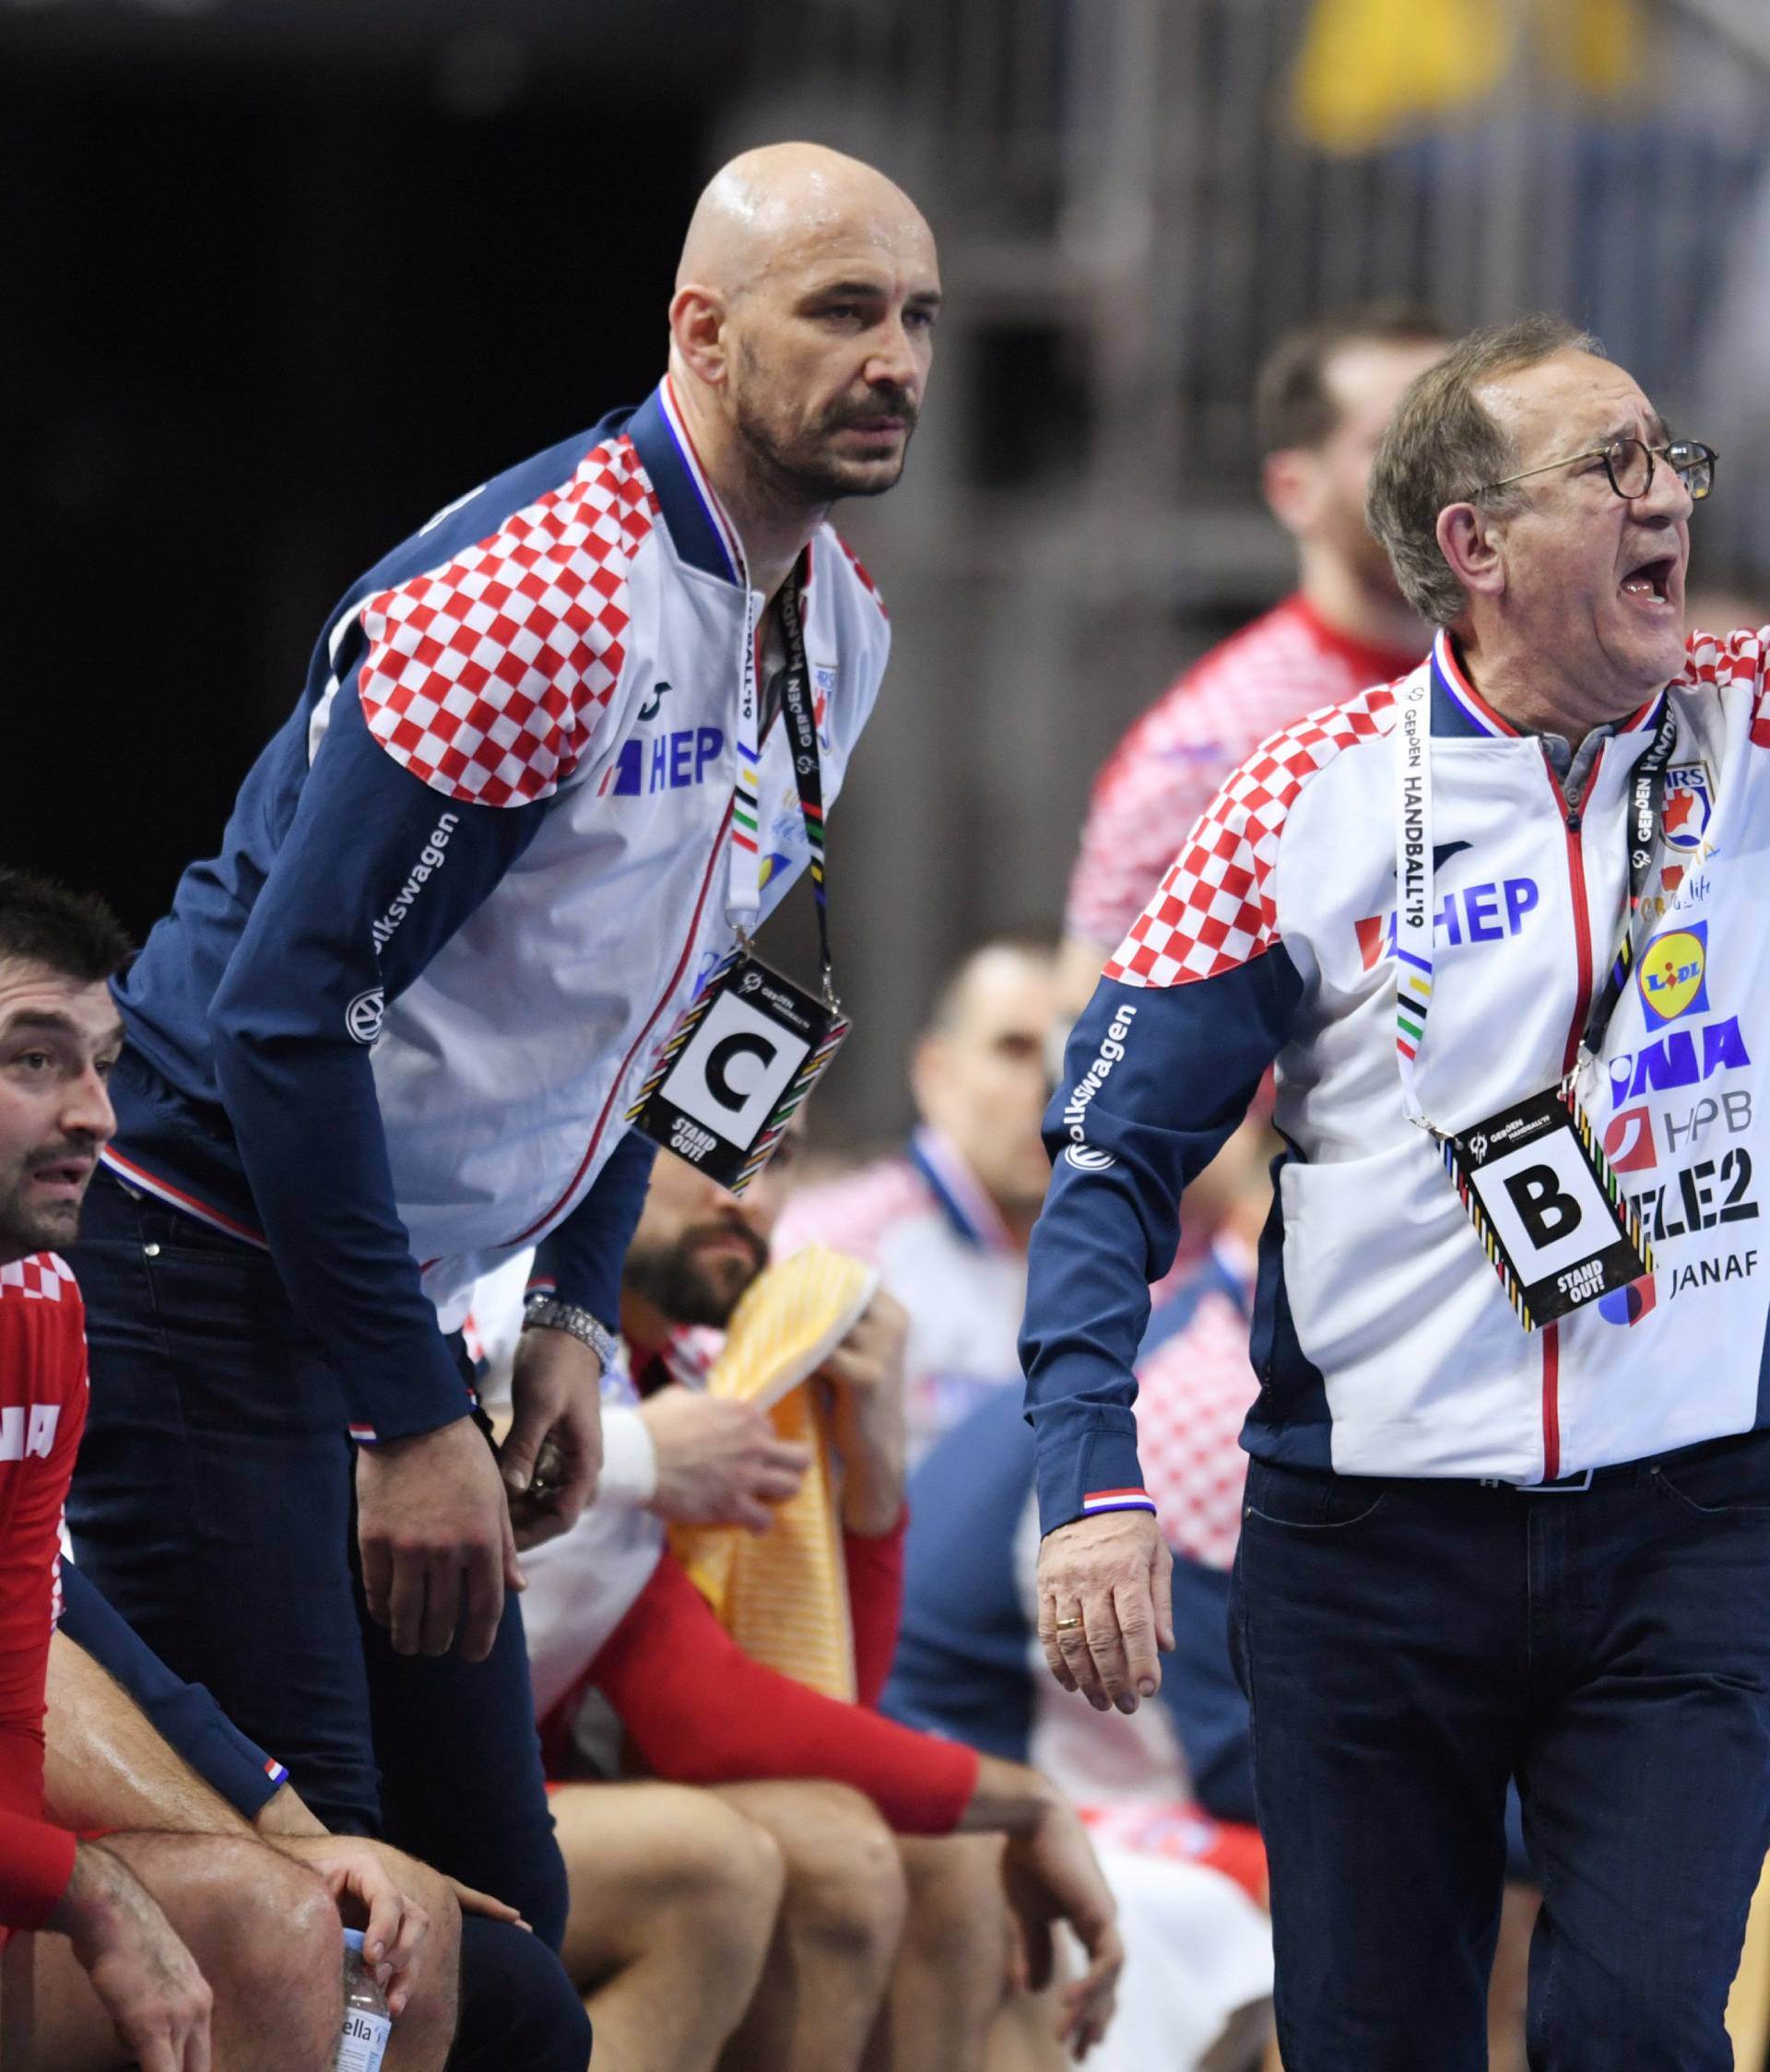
[66,1169,571,1950]
[1231,1436,1770,2070]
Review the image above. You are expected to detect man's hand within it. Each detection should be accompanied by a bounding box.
[959,1758,1122,2061]
[640,1385,810,1529]
[356,1417,522,1664]
[254,1784,529,1932]
[820,1290,910,1536]
[502,1324,604,1550]
[1036,1508,1174,1712]
[999,1795,1123,2060]
[49,1839,214,2072]
[271,1836,431,2019]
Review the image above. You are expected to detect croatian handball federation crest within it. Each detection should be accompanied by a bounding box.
[1662,764,1713,851]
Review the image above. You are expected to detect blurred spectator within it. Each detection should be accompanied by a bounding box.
[773,941,1060,1464]
[885,1120,1278,2072]
[1058,305,1449,1013]
[519,1140,1125,2068]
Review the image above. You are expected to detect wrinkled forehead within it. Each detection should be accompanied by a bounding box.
[1478,350,1665,470]
[0,959,122,1045]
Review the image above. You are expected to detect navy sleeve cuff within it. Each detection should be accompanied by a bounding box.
[534,1129,656,1321]
[1030,1400,1150,1537]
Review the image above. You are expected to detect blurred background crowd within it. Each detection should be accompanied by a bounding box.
[12,0,1770,1150]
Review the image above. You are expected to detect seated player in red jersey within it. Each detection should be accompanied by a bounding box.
[513,1133,1123,2071]
[0,871,446,2072]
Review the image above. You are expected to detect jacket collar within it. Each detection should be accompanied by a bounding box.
[1430,630,1666,742]
[625,378,748,586]
[908,1126,1019,1257]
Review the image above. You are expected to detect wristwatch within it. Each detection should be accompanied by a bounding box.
[521,1293,620,1372]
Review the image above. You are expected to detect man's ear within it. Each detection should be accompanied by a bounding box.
[1262,448,1325,540]
[667,284,729,389]
[1436,502,1506,602]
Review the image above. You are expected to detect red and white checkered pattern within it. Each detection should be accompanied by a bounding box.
[1681,624,1770,747]
[1067,596,1419,951]
[357,436,659,806]
[834,536,889,622]
[0,1254,74,1303]
[1135,1284,1258,1572]
[1103,685,1397,988]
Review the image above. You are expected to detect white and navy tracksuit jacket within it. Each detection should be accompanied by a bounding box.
[105,380,891,1443]
[1023,628,1770,1531]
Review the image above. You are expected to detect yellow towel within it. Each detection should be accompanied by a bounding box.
[672,1245,879,1701]
[1291,0,1642,155]
[1727,1854,1770,2072]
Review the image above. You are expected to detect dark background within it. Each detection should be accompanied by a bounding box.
[3,22,727,941]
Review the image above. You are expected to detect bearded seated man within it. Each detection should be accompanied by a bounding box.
[466,1133,1123,2072]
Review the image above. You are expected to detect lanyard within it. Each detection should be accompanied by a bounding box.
[724,563,839,1008]
[1392,667,1677,1133]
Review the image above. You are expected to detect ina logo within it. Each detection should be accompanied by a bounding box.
[1637,922,1708,1027]
[346,988,384,1045]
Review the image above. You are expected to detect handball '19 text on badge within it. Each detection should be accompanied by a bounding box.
[629,952,850,1194]
[1443,1085,1652,1331]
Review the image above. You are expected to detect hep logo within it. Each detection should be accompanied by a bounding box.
[1355,877,1540,971]
[1602,1107,1658,1173]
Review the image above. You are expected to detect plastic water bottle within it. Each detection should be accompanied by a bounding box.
[336,1927,392,2072]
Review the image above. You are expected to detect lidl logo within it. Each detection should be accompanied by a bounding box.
[1662,766,1713,852]
[1637,923,1708,1026]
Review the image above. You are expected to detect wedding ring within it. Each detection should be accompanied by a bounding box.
[1054,1616,1084,1631]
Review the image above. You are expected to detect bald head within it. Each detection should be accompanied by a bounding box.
[677,143,930,299]
[667,143,940,518]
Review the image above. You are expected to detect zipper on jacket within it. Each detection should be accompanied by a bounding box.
[1538,744,1605,1480]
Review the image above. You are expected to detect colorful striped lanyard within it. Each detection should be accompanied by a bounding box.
[726,562,838,1008]
[1391,666,1676,1133]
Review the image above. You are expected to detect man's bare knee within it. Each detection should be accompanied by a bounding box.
[899,1835,1010,1972]
[772,1784,908,1960]
[126,1833,344,2070]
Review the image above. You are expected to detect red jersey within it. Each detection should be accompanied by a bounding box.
[0,1254,88,1928]
[1063,594,1421,952]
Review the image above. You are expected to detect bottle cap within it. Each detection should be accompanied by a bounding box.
[342,1928,366,1955]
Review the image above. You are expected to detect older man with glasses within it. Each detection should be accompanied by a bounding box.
[1018,312,1767,2069]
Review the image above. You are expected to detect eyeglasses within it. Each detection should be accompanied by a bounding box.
[1481,436,1717,504]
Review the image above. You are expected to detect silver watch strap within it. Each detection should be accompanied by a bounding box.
[521,1294,620,1370]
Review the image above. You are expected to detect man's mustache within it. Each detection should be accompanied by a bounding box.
[827,386,919,432]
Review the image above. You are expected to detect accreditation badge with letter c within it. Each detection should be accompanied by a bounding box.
[628,951,849,1195]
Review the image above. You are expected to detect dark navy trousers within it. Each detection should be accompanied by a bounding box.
[1231,1435,1770,2070]
[65,1169,572,1953]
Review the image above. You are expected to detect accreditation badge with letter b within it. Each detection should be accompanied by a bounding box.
[628,951,850,1195]
[1444,1083,1651,1330]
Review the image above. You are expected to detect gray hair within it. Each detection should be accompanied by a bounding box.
[1366,313,1601,626]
